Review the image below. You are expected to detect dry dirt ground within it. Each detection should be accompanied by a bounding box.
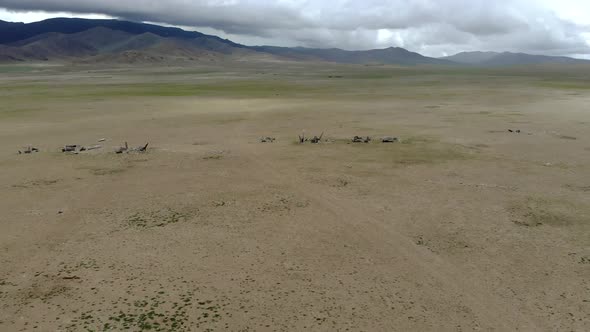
[0,63,589,331]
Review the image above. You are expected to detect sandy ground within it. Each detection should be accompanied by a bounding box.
[0,63,589,331]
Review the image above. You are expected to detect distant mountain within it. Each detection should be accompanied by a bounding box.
[0,19,264,63]
[1,18,587,66]
[0,18,453,65]
[443,51,590,66]
[252,46,452,65]
[0,17,243,47]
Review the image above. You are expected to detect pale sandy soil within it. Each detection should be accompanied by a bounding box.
[0,64,589,331]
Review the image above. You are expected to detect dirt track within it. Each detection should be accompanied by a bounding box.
[0,65,589,331]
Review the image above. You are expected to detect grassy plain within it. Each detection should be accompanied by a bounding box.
[0,61,589,331]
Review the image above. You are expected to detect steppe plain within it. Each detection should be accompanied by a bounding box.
[0,62,589,331]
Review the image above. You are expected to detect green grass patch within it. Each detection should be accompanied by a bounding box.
[0,107,44,118]
[3,64,590,105]
[63,290,221,331]
[0,80,342,100]
[0,65,39,73]
[536,79,590,90]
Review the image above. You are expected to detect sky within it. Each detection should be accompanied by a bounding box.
[0,0,589,58]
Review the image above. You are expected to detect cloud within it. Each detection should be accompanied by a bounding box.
[0,0,588,57]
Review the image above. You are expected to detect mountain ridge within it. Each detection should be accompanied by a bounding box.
[250,45,452,65]
[442,51,589,66]
[0,18,456,65]
[1,18,588,66]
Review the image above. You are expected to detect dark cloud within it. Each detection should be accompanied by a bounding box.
[0,0,588,57]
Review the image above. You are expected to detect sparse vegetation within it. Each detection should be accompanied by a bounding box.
[509,197,587,227]
[1,61,589,332]
[65,290,223,332]
[125,207,197,229]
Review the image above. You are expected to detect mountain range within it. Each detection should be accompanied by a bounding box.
[1,18,588,66]
[441,51,588,66]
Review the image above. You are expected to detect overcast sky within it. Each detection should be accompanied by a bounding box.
[0,0,589,58]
